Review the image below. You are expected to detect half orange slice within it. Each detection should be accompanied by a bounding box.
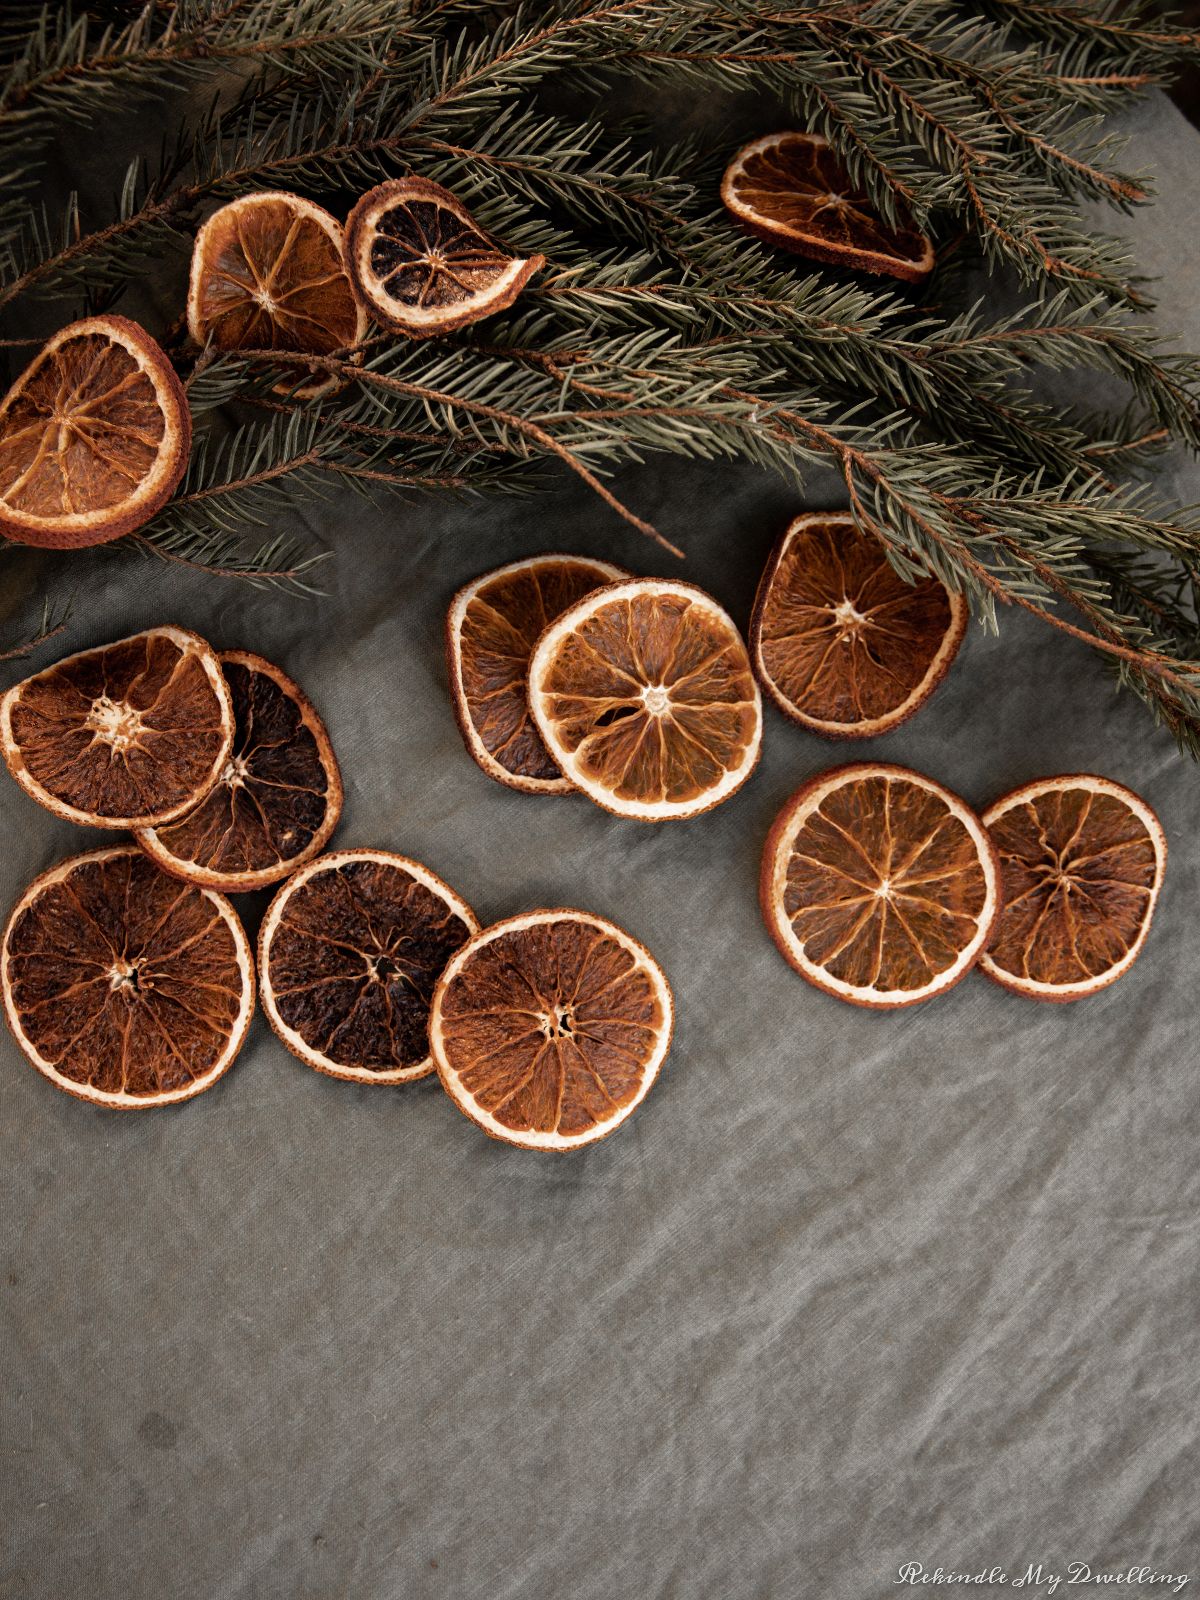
[979,774,1166,1002]
[527,578,763,821]
[430,908,673,1151]
[0,315,190,548]
[761,763,999,1007]
[137,651,342,892]
[258,849,478,1083]
[751,513,967,737]
[2,847,254,1108]
[344,177,544,338]
[1,626,233,829]
[446,553,628,793]
[721,133,934,283]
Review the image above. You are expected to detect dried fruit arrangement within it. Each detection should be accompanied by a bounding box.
[447,544,1167,1013]
[0,624,673,1146]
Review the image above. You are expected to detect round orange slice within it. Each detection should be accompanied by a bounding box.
[446,553,628,794]
[0,314,191,548]
[430,908,673,1152]
[1,625,234,829]
[751,512,967,737]
[343,177,545,338]
[527,578,763,821]
[136,651,342,893]
[2,847,254,1108]
[721,133,934,283]
[761,763,999,1008]
[978,775,1166,1002]
[258,849,478,1084]
[187,191,367,399]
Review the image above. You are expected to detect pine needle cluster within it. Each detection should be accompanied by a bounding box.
[3,1,1200,752]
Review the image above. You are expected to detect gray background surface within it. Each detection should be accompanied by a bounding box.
[1,93,1198,1600]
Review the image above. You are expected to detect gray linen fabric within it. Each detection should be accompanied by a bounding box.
[1,92,1198,1600]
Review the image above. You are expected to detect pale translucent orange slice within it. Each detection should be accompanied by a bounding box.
[527,578,762,821]
[761,763,999,1007]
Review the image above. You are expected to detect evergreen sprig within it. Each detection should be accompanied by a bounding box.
[3,0,1200,754]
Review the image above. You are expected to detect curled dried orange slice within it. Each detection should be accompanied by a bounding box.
[761,763,999,1008]
[446,553,628,794]
[751,513,967,737]
[188,191,367,399]
[259,850,478,1084]
[430,908,673,1152]
[527,578,763,821]
[721,133,934,283]
[979,775,1166,1002]
[2,847,254,1108]
[0,314,190,548]
[344,177,544,338]
[1,626,233,829]
[136,651,342,893]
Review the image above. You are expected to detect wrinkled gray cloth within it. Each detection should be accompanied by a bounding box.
[2,93,1198,1600]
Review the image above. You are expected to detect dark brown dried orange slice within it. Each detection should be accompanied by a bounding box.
[1,626,233,829]
[187,192,367,400]
[721,133,934,283]
[258,849,478,1084]
[0,314,191,548]
[343,177,544,338]
[136,651,342,893]
[978,775,1166,1002]
[761,763,999,1008]
[446,553,628,794]
[751,513,967,737]
[527,578,763,821]
[2,847,254,1108]
[430,908,673,1151]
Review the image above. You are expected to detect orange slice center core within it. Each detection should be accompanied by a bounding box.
[831,596,869,637]
[85,695,146,752]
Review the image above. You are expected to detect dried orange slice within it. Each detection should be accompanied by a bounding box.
[750,513,967,737]
[136,651,342,893]
[721,133,934,283]
[761,763,999,1008]
[1,626,233,829]
[527,578,763,821]
[2,847,254,1108]
[446,553,628,794]
[258,850,477,1084]
[430,908,673,1152]
[343,177,544,338]
[187,191,367,399]
[0,314,190,548]
[978,775,1166,1002]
